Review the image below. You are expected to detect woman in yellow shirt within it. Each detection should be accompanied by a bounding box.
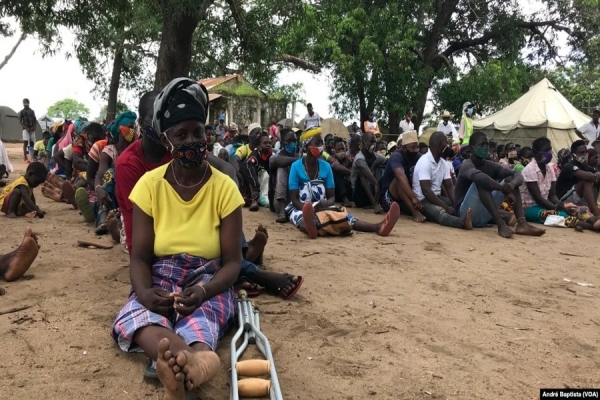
[112,78,244,399]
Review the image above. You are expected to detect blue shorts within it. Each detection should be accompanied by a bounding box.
[459,183,505,227]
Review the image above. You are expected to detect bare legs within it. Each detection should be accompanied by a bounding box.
[388,179,426,222]
[575,181,600,216]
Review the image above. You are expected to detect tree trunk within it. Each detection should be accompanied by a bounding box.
[154,13,201,90]
[388,109,400,136]
[106,42,124,122]
[0,32,26,71]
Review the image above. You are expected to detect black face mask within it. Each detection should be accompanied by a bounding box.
[443,147,455,159]
[405,151,418,162]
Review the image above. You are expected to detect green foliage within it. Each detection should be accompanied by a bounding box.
[266,82,305,103]
[549,66,600,115]
[97,101,130,121]
[211,80,265,98]
[433,60,545,119]
[47,98,90,120]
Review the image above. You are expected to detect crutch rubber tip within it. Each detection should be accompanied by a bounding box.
[238,289,248,298]
[236,359,270,376]
[238,378,271,397]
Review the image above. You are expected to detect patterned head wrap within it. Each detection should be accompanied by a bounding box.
[299,127,323,152]
[110,110,137,143]
[51,121,64,133]
[153,78,208,134]
[557,148,571,170]
[74,119,90,135]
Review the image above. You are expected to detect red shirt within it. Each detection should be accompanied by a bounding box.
[115,139,171,254]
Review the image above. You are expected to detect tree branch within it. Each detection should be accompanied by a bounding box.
[441,20,573,59]
[0,32,26,71]
[276,54,321,73]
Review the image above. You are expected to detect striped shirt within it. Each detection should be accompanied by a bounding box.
[18,108,37,129]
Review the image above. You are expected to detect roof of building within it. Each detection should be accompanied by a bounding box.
[198,75,243,90]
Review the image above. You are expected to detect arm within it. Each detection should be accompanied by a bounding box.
[129,205,155,295]
[17,186,41,213]
[89,156,103,189]
[458,119,465,143]
[18,112,26,130]
[270,155,298,169]
[54,150,65,169]
[290,189,304,210]
[393,166,418,203]
[355,158,378,187]
[72,151,88,171]
[330,160,351,176]
[442,178,455,205]
[526,181,556,209]
[460,161,505,192]
[202,208,242,298]
[420,180,453,211]
[574,169,600,183]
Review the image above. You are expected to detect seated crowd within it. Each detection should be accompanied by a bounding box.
[1,81,600,399]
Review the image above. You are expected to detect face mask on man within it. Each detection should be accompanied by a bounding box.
[473,145,490,159]
[466,107,474,116]
[576,154,588,164]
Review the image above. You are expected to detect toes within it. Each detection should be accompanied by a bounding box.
[176,351,188,368]
[158,338,170,360]
[175,371,185,383]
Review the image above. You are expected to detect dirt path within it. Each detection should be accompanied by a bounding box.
[1,143,599,399]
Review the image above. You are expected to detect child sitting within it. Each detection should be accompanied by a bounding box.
[0,162,47,219]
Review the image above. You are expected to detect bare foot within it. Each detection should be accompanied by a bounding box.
[374,204,384,215]
[41,183,63,202]
[176,349,220,391]
[593,219,600,231]
[377,202,400,236]
[61,181,77,209]
[461,208,473,230]
[25,211,37,218]
[246,230,268,265]
[256,224,268,239]
[156,338,185,400]
[302,202,318,239]
[6,212,17,219]
[46,173,62,189]
[107,217,120,243]
[499,211,517,226]
[1,227,40,282]
[411,209,426,223]
[497,223,513,238]
[515,221,546,237]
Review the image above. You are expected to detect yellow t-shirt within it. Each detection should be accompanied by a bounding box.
[0,176,31,206]
[129,163,244,259]
[234,144,251,160]
[34,140,46,155]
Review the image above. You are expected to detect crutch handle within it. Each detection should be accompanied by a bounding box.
[238,378,271,397]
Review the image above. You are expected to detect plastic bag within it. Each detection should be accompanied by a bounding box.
[544,214,566,227]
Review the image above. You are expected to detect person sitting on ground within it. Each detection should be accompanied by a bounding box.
[239,132,272,212]
[488,141,498,163]
[453,145,470,176]
[331,137,354,207]
[376,140,387,157]
[0,162,47,219]
[556,140,600,216]
[454,131,545,238]
[412,131,473,230]
[33,131,50,163]
[112,78,243,397]
[499,142,518,169]
[351,131,386,212]
[269,128,299,222]
[520,137,600,230]
[379,130,426,222]
[286,127,400,238]
[86,111,138,234]
[0,227,40,284]
[513,146,533,173]
[71,122,103,184]
[115,88,298,303]
[53,119,91,180]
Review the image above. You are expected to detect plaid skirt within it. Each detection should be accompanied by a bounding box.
[111,254,236,352]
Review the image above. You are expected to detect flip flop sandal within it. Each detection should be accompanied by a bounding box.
[279,274,304,300]
[61,181,77,209]
[235,283,261,297]
[143,359,158,380]
[77,240,114,250]
[75,187,96,223]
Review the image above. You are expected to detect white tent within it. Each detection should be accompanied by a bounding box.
[473,78,588,154]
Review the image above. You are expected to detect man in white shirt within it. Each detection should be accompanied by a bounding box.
[397,109,414,142]
[437,110,458,143]
[303,103,321,130]
[577,109,600,149]
[412,131,473,230]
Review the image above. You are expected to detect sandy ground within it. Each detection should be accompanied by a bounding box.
[0,142,599,400]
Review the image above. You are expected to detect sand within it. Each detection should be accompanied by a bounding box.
[1,142,599,400]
